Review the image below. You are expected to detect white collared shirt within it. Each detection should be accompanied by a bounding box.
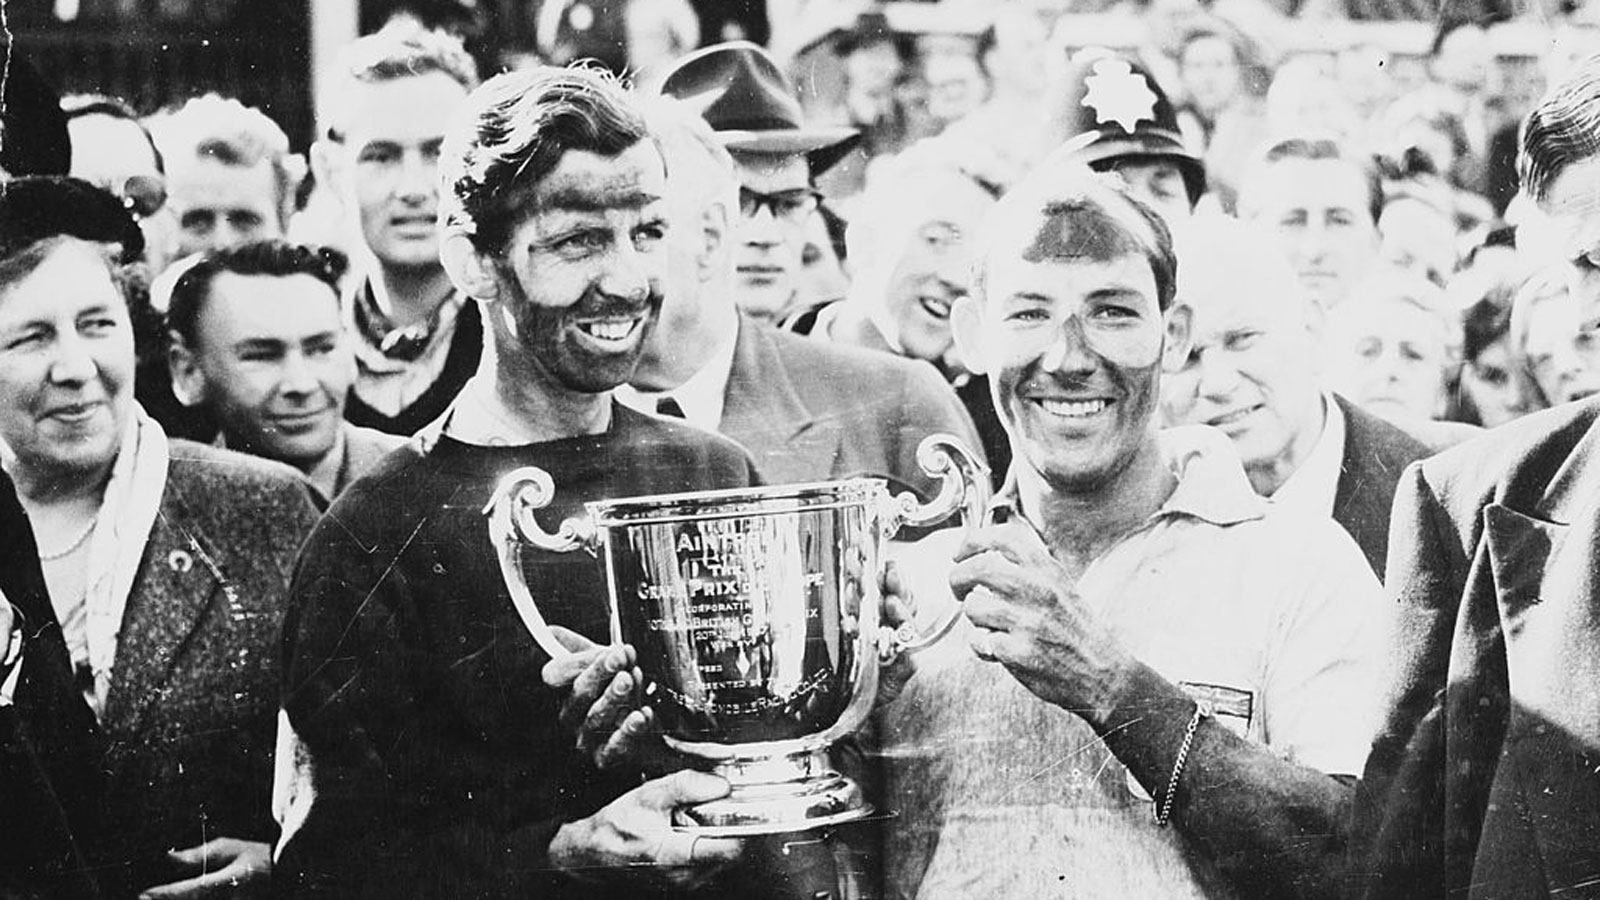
[614,319,740,432]
[1268,391,1346,519]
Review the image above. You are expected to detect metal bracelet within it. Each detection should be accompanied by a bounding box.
[1154,699,1210,827]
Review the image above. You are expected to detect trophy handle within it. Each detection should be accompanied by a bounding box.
[882,434,991,655]
[483,466,598,661]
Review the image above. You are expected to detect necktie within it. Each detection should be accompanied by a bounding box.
[656,396,686,419]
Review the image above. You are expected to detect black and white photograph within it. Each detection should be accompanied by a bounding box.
[0,0,1597,897]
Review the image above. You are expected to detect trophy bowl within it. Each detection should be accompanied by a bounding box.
[485,434,988,836]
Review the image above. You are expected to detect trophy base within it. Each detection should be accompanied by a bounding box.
[671,748,872,837]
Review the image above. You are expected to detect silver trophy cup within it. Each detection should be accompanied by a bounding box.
[484,434,988,836]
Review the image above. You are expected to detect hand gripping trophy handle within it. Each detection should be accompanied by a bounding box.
[483,467,599,661]
[879,433,992,657]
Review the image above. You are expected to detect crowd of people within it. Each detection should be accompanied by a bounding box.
[1,0,1600,897]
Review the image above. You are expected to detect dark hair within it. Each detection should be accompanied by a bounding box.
[1520,53,1600,204]
[440,65,653,253]
[61,93,165,174]
[976,169,1178,311]
[166,239,347,346]
[1461,289,1514,363]
[1247,135,1384,225]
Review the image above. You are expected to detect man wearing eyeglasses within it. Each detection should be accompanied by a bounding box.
[660,41,859,324]
[308,21,482,436]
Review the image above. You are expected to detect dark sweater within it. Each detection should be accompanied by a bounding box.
[276,405,763,899]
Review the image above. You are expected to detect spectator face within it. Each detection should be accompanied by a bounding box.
[171,273,350,468]
[1433,25,1492,97]
[1460,336,1520,427]
[67,113,162,205]
[1244,158,1379,309]
[487,143,670,394]
[962,250,1180,491]
[1180,35,1242,117]
[1109,160,1192,229]
[67,114,176,270]
[0,239,133,484]
[878,173,995,364]
[730,152,815,321]
[331,72,469,274]
[923,50,988,125]
[844,40,902,120]
[1164,267,1323,489]
[1324,297,1450,421]
[1538,157,1600,334]
[985,8,1053,102]
[168,158,284,258]
[1379,197,1457,286]
[1522,284,1600,405]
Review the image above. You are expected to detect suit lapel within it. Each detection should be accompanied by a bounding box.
[1482,417,1600,745]
[721,317,837,483]
[101,484,223,742]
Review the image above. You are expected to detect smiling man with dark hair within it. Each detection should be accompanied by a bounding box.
[879,169,1385,900]
[275,66,762,899]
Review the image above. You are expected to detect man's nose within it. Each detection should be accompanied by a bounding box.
[1194,349,1242,400]
[1039,317,1097,374]
[741,203,783,247]
[597,239,653,303]
[395,150,435,202]
[277,352,320,397]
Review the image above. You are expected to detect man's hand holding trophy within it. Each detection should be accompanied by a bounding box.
[506,434,989,840]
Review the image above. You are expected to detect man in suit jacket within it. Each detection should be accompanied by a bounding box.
[1163,219,1441,578]
[1351,55,1600,900]
[622,98,984,498]
[166,239,404,503]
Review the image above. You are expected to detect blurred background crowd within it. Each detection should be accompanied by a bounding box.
[6,0,1598,443]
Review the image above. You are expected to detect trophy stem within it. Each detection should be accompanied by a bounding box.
[670,748,872,837]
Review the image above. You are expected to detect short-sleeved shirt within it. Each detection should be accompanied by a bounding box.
[880,425,1387,900]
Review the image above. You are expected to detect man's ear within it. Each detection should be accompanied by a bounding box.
[167,333,205,408]
[950,295,988,376]
[1161,302,1194,373]
[309,139,343,203]
[698,199,730,283]
[441,232,501,302]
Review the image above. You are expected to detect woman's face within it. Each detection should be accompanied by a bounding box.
[1326,297,1450,421]
[0,239,133,485]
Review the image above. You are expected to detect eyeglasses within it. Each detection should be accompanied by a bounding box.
[739,187,822,223]
[116,174,167,220]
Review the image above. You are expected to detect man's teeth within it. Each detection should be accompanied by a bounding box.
[580,319,637,341]
[1038,399,1109,418]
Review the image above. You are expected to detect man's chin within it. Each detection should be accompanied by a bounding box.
[733,277,795,320]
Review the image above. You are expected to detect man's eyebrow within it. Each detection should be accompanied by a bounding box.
[234,337,288,351]
[1085,285,1146,300]
[541,186,663,212]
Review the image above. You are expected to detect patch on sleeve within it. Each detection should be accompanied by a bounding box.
[1178,681,1254,733]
